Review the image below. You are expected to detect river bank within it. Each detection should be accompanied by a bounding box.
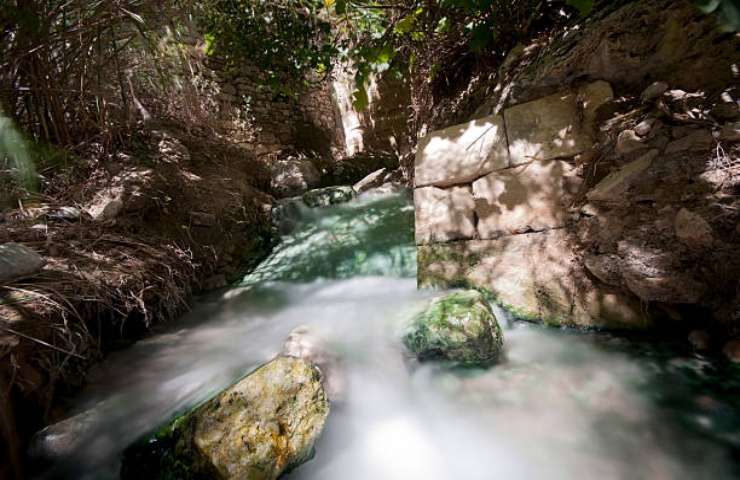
[0,122,276,479]
[30,192,740,480]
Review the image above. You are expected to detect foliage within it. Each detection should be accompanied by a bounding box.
[0,1,216,151]
[198,0,339,96]
[197,1,590,110]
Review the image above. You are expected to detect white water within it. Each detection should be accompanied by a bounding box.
[34,193,739,479]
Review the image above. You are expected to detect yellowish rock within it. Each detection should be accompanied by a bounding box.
[121,356,330,480]
[191,356,329,480]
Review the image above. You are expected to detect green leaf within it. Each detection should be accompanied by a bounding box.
[469,23,491,52]
[435,17,451,34]
[374,44,395,64]
[336,0,346,15]
[566,0,594,16]
[694,0,721,13]
[395,15,417,34]
[352,84,369,111]
[204,32,216,56]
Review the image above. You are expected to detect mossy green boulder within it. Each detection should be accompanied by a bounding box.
[121,356,329,480]
[403,290,503,367]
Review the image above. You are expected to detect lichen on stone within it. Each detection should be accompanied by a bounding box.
[403,290,504,368]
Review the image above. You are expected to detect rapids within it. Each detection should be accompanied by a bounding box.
[33,191,740,479]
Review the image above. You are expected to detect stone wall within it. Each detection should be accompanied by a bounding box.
[415,70,740,339]
[414,80,649,329]
[332,68,413,159]
[413,0,740,347]
[207,57,345,159]
[206,58,414,167]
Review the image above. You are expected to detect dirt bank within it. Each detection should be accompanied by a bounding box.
[0,121,275,479]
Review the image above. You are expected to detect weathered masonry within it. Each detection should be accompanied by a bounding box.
[414,81,648,328]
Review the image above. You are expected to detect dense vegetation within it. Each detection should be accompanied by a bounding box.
[1,0,738,191]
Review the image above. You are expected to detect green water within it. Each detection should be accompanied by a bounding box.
[31,190,740,480]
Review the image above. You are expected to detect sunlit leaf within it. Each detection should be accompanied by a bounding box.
[395,14,417,34]
[352,84,369,111]
[694,0,721,13]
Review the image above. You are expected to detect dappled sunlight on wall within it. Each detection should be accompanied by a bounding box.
[415,115,509,187]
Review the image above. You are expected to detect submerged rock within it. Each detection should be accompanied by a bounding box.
[302,186,356,208]
[271,197,306,235]
[282,326,344,402]
[121,356,329,480]
[403,290,503,367]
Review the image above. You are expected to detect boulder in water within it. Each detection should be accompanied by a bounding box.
[302,186,355,208]
[121,356,329,480]
[282,326,345,402]
[403,290,503,367]
[270,157,321,198]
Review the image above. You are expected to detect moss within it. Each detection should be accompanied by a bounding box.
[417,244,574,327]
[417,244,480,267]
[404,290,503,367]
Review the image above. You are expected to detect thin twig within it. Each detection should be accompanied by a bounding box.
[0,325,85,359]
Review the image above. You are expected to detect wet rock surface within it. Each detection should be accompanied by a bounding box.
[121,356,329,480]
[403,290,504,367]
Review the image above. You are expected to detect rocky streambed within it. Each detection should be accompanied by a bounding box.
[29,190,740,480]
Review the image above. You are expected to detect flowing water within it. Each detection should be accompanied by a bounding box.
[34,191,740,479]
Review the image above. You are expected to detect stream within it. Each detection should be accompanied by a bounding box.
[34,191,740,479]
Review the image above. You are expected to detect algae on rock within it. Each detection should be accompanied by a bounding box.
[403,290,504,367]
[121,356,329,480]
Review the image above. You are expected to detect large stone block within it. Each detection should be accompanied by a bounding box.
[414,186,476,245]
[415,114,509,187]
[505,81,613,166]
[586,150,657,203]
[418,230,648,329]
[472,159,581,238]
